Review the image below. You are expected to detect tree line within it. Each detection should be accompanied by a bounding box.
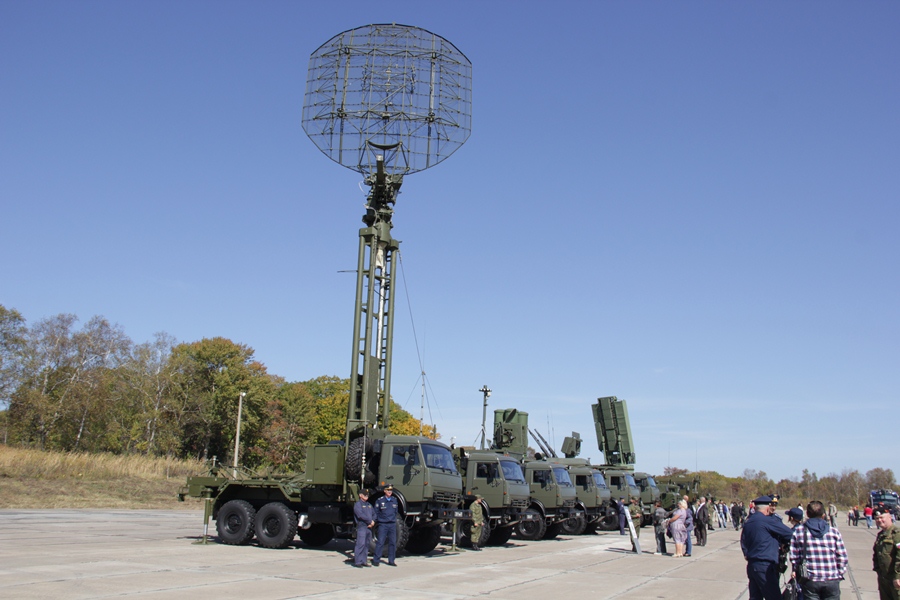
[0,305,435,471]
[662,466,897,509]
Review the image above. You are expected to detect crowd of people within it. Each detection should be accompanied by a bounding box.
[351,487,900,600]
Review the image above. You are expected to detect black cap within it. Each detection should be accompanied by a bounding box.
[383,484,394,491]
[753,495,774,505]
[873,507,891,518]
[359,488,370,496]
[786,508,803,521]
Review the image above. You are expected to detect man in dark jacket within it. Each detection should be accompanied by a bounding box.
[741,496,794,600]
[352,489,376,567]
[696,497,710,546]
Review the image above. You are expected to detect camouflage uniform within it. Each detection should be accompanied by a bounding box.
[470,498,485,550]
[628,501,642,538]
[874,522,900,600]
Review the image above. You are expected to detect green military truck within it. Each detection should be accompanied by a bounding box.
[453,446,531,547]
[633,472,661,525]
[489,409,577,541]
[179,154,467,554]
[658,474,702,511]
[542,432,615,535]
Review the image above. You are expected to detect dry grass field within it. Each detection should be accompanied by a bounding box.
[0,445,206,509]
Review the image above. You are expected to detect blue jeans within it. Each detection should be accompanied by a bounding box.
[685,528,693,555]
[373,522,396,565]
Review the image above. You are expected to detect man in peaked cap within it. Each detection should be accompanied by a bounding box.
[470,494,485,551]
[741,496,794,599]
[372,484,400,566]
[352,489,375,567]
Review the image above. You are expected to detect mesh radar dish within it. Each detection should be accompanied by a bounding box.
[302,23,472,177]
[301,25,471,468]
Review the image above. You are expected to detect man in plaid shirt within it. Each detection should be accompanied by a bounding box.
[790,500,849,600]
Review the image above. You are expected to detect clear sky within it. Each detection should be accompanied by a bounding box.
[2,1,898,483]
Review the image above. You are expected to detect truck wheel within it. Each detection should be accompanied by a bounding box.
[486,525,514,546]
[543,522,562,540]
[462,520,491,548]
[371,517,410,556]
[599,513,619,531]
[216,500,256,546]
[514,509,546,541]
[345,437,374,483]
[255,502,298,549]
[298,523,334,547]
[404,524,442,554]
[559,512,587,536]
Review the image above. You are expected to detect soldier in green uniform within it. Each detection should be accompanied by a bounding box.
[629,497,643,552]
[873,507,900,600]
[470,495,485,551]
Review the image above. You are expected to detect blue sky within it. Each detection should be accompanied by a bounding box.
[2,1,898,483]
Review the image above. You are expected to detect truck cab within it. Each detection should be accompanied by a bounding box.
[633,471,661,525]
[454,447,531,546]
[516,459,577,540]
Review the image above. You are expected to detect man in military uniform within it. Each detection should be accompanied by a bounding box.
[873,507,900,600]
[628,497,643,552]
[373,484,399,567]
[470,494,485,551]
[741,495,794,600]
[352,489,375,568]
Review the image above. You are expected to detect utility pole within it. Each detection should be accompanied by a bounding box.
[479,385,491,450]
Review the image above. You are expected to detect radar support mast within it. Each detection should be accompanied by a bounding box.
[345,154,402,448]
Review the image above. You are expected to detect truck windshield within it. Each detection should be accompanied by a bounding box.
[625,474,638,489]
[645,476,657,488]
[499,460,526,483]
[421,444,458,474]
[593,472,608,488]
[553,467,573,486]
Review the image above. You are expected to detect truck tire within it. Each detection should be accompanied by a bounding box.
[514,508,546,541]
[559,512,587,536]
[255,502,298,549]
[404,524,442,554]
[486,525,514,546]
[298,523,334,547]
[370,517,410,556]
[345,437,376,484]
[216,499,256,546]
[462,519,491,548]
[543,521,562,540]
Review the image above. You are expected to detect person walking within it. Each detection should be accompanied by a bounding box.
[695,497,709,547]
[733,501,743,530]
[741,495,794,600]
[653,500,669,555]
[866,505,875,529]
[873,507,900,600]
[470,495,485,551]
[789,501,848,600]
[372,484,399,567]
[352,488,376,567]
[828,503,838,528]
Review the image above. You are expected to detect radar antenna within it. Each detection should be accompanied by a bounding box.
[301,24,472,468]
